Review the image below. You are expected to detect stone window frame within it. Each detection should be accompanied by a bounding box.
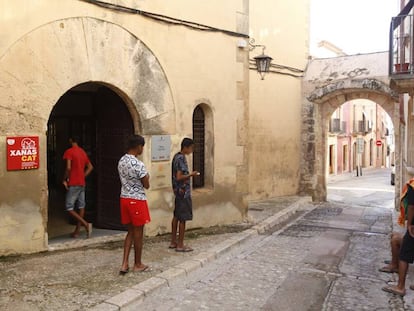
[192,101,214,191]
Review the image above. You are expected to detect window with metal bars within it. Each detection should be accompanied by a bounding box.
[192,106,205,188]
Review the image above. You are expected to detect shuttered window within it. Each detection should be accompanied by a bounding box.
[192,106,205,188]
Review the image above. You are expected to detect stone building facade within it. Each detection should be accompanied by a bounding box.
[327,99,392,176]
[0,0,251,255]
[0,0,310,255]
[389,1,414,190]
[248,0,309,199]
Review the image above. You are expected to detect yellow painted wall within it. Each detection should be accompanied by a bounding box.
[0,0,312,255]
[0,0,249,255]
[248,0,310,199]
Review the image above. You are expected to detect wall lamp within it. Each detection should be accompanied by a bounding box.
[249,38,273,80]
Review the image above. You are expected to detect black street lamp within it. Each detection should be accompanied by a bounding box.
[250,39,273,80]
[254,52,273,80]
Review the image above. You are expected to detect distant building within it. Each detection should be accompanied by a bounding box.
[327,100,393,176]
[389,0,414,186]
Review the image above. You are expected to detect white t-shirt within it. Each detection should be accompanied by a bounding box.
[118,154,148,200]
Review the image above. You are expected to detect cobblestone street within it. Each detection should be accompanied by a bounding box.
[136,168,410,311]
[0,168,408,310]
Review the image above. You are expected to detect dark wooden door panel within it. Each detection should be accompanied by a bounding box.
[95,88,133,230]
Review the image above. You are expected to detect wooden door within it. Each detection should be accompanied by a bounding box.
[95,88,134,229]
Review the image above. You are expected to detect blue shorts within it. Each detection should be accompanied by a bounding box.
[65,186,86,211]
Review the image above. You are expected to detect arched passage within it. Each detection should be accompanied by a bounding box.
[47,82,136,238]
[301,78,400,202]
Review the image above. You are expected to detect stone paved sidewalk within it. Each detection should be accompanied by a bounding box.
[0,196,310,311]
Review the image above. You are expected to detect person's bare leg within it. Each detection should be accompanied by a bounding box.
[132,225,148,271]
[120,224,134,272]
[383,259,408,296]
[71,208,85,237]
[68,210,89,232]
[170,216,178,248]
[397,260,409,291]
[380,233,402,272]
[391,233,402,270]
[177,221,186,249]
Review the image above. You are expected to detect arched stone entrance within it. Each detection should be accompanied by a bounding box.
[301,78,400,202]
[47,82,137,238]
[0,17,175,254]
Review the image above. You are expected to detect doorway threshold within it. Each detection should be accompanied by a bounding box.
[48,228,125,252]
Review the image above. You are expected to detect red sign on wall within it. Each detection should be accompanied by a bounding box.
[376,140,383,146]
[6,136,39,171]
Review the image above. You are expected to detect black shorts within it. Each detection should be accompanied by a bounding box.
[407,185,414,205]
[400,231,414,263]
[174,196,193,221]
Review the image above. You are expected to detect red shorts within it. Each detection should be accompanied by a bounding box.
[120,198,151,226]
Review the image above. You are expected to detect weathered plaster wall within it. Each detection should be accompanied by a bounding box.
[301,53,400,202]
[0,0,249,254]
[248,0,310,200]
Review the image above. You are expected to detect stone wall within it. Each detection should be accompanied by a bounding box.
[248,0,310,200]
[0,0,250,255]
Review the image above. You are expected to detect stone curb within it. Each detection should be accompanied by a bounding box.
[131,277,167,296]
[251,196,311,234]
[89,196,311,310]
[48,233,126,252]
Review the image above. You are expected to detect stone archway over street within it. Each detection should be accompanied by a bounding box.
[300,52,400,203]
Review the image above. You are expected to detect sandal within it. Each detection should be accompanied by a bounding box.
[133,265,150,272]
[70,232,80,238]
[382,286,406,297]
[379,266,398,273]
[176,247,193,252]
[119,268,129,276]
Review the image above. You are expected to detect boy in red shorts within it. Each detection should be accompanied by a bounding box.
[117,135,150,275]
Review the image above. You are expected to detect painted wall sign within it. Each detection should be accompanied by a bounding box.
[151,135,171,162]
[7,136,39,170]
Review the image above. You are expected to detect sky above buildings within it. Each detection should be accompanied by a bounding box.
[310,0,399,57]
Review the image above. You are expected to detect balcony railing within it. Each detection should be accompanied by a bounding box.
[329,118,341,133]
[341,121,347,133]
[390,3,414,76]
[353,120,368,134]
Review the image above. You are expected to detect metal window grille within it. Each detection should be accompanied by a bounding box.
[192,106,205,188]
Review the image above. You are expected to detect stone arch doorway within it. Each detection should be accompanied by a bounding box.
[47,82,136,238]
[0,17,176,254]
[301,78,400,202]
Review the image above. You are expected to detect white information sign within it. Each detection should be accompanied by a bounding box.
[151,135,171,162]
